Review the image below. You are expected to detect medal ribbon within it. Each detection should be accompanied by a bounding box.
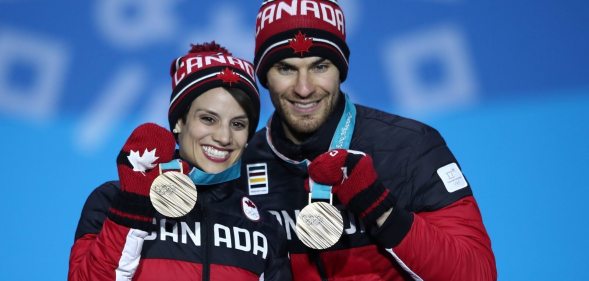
[161,159,241,185]
[266,94,357,202]
[309,94,356,201]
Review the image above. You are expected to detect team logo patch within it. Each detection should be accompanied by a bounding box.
[247,163,269,195]
[437,162,468,192]
[242,197,260,221]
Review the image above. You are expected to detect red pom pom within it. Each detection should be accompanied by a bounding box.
[188,41,232,56]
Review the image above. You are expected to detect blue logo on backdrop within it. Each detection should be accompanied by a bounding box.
[1,1,588,281]
[2,0,587,153]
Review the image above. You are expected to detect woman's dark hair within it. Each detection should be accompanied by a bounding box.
[226,87,260,139]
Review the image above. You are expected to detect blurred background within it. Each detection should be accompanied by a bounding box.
[1,0,588,280]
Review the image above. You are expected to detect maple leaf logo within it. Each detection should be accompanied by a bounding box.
[242,197,260,221]
[245,199,257,209]
[217,67,240,86]
[128,148,159,173]
[288,31,313,56]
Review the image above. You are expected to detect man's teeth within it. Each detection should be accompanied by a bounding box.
[203,146,228,158]
[294,102,317,109]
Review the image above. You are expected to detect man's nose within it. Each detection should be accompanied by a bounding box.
[294,71,314,98]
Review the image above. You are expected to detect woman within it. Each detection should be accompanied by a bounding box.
[68,42,291,281]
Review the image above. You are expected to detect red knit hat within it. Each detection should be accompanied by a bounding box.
[254,0,350,87]
[169,42,260,138]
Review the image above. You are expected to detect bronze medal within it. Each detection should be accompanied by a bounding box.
[296,202,344,250]
[150,171,197,218]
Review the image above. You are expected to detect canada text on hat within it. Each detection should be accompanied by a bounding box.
[171,53,256,93]
[256,0,345,40]
[254,0,350,86]
[168,42,260,135]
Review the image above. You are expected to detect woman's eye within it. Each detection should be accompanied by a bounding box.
[200,116,215,124]
[232,121,247,130]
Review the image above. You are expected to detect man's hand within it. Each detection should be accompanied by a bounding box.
[308,149,394,226]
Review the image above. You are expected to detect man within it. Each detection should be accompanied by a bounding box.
[240,0,497,280]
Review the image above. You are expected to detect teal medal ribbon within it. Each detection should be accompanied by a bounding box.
[309,94,356,202]
[266,94,356,201]
[187,160,241,186]
[268,94,357,250]
[160,159,241,186]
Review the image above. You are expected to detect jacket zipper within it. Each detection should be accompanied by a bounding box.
[201,201,210,281]
[317,261,328,281]
[311,250,328,281]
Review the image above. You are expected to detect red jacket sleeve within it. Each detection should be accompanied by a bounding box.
[69,183,148,281]
[374,196,497,281]
[69,219,148,281]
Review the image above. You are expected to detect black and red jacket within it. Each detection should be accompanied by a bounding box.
[239,97,497,280]
[69,180,291,281]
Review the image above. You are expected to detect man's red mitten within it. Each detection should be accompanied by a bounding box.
[308,149,395,226]
[108,123,177,231]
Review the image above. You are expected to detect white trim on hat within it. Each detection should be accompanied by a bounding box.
[255,39,290,74]
[170,72,218,106]
[170,71,258,106]
[236,73,259,97]
[312,37,349,66]
[175,57,182,71]
[255,36,348,74]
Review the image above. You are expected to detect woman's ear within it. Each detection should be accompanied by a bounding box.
[172,121,183,134]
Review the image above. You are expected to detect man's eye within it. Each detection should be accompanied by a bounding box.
[313,64,329,73]
[276,65,294,74]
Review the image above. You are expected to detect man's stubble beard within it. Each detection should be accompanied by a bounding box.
[273,95,338,144]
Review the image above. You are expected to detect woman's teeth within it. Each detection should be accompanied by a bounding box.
[203,146,228,158]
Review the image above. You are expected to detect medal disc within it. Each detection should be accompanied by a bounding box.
[150,171,197,218]
[295,202,343,250]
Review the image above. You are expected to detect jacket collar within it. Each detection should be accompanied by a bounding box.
[172,151,235,202]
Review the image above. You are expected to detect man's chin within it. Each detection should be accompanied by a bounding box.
[286,118,322,134]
